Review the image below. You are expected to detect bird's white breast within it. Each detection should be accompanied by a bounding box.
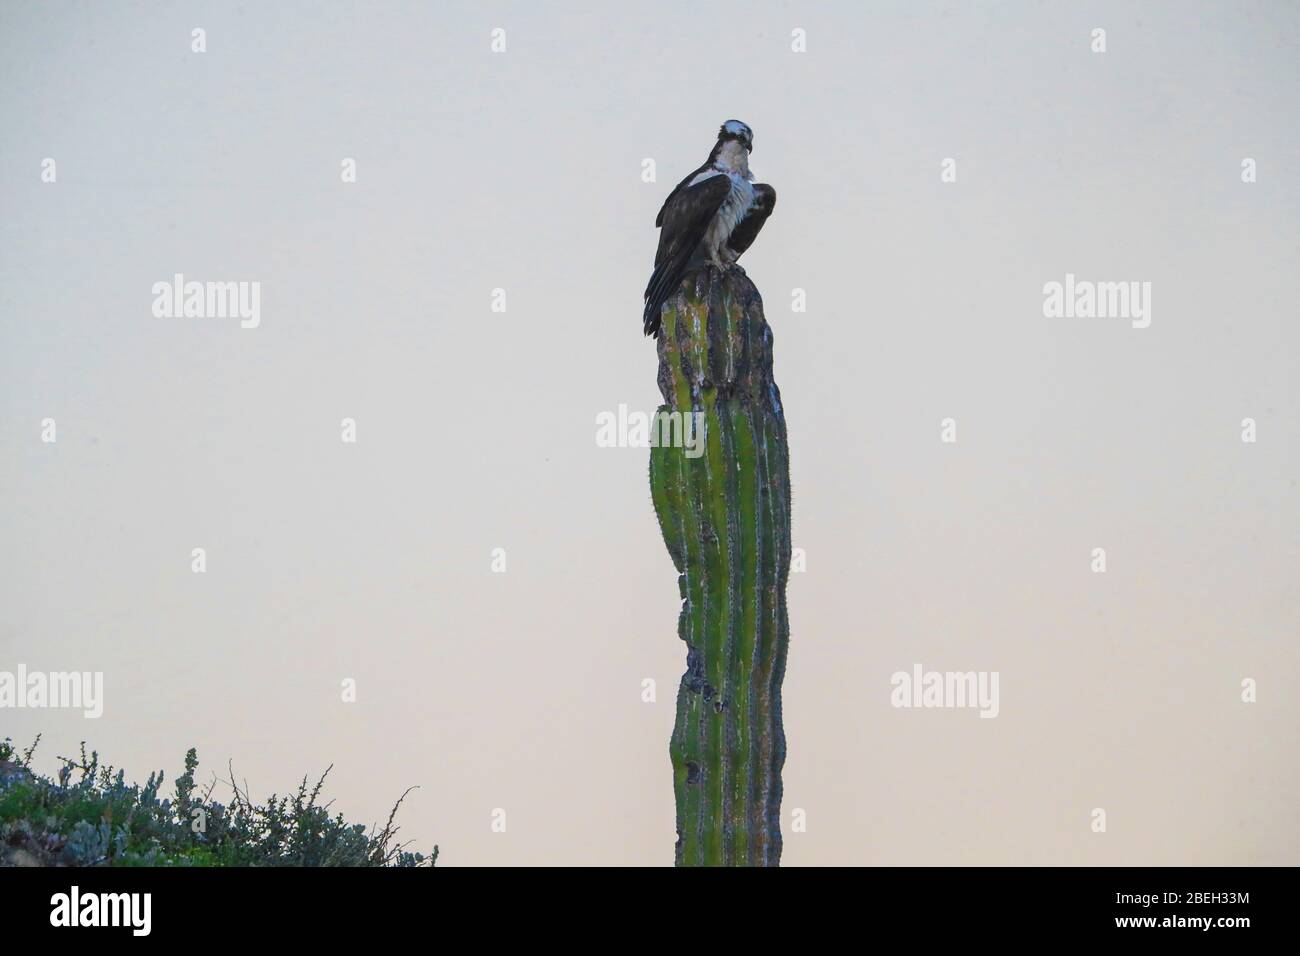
[705,172,755,250]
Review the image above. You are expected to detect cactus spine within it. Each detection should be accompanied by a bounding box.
[648,265,791,867]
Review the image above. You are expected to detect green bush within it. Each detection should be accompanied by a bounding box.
[0,736,436,867]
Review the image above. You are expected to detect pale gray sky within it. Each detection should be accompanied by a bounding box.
[1,1,1297,865]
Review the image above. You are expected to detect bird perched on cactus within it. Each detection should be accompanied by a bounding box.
[642,120,777,336]
[645,121,790,866]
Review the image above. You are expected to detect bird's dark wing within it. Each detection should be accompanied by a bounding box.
[643,174,730,336]
[655,164,710,227]
[726,184,776,260]
[653,173,729,267]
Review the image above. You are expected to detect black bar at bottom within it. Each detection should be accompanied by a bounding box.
[0,865,1282,941]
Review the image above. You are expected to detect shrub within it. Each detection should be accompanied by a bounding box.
[0,736,437,867]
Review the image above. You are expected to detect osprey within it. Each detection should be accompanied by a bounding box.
[643,120,776,336]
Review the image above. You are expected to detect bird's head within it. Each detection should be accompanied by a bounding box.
[717,120,754,153]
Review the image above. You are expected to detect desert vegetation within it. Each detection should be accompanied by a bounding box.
[0,736,435,867]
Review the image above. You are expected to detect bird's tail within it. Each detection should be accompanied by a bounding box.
[643,248,697,337]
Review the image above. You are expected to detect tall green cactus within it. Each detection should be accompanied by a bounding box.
[648,265,792,867]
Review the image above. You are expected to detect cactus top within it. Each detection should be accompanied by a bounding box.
[656,266,783,423]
